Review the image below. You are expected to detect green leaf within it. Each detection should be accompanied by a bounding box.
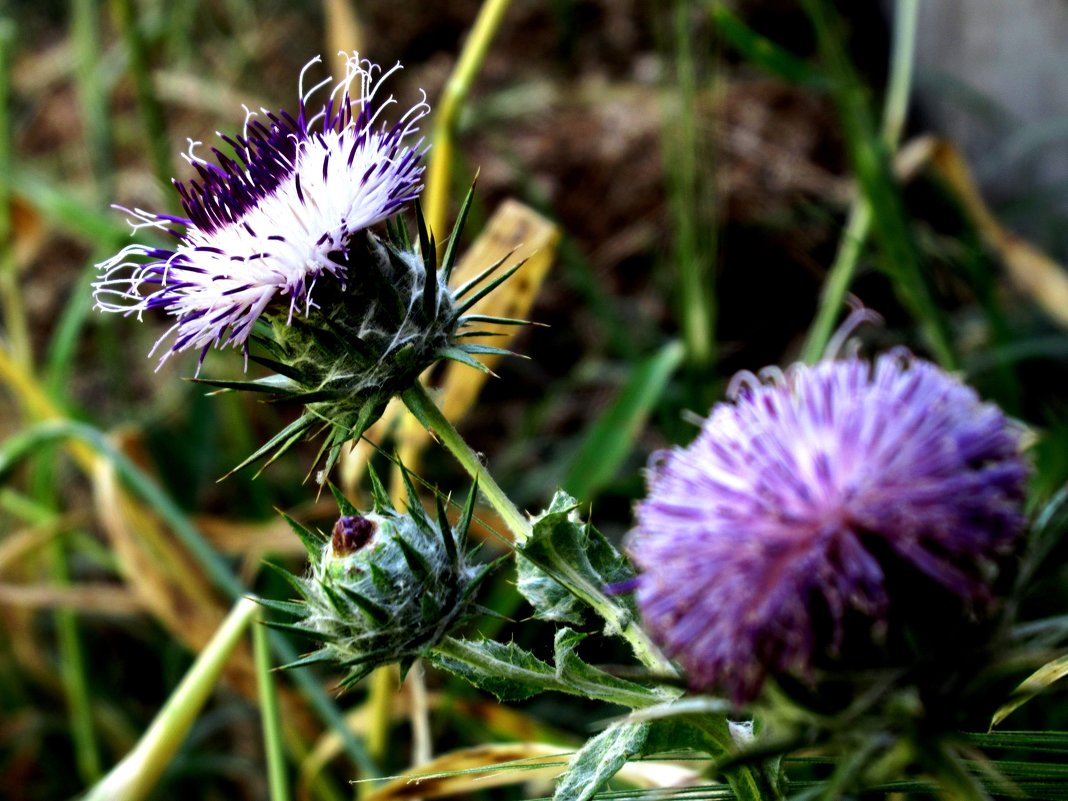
[516,552,586,625]
[190,373,301,394]
[439,345,495,374]
[517,492,637,638]
[552,720,650,801]
[708,4,827,87]
[430,638,554,702]
[280,511,327,556]
[563,340,685,501]
[441,180,476,283]
[429,632,660,708]
[328,483,360,518]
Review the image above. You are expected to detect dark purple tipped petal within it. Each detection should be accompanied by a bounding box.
[93,54,430,369]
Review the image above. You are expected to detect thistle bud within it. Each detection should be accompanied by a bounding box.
[267,471,492,688]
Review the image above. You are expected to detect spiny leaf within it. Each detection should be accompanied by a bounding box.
[369,563,394,595]
[421,591,442,622]
[518,492,638,638]
[392,534,432,583]
[457,342,517,358]
[338,664,377,691]
[552,721,651,801]
[263,619,336,642]
[255,597,308,617]
[190,374,300,394]
[224,412,315,478]
[280,510,327,556]
[262,560,313,602]
[454,261,526,316]
[328,483,361,518]
[456,480,478,552]
[436,493,459,567]
[248,354,307,382]
[440,346,496,375]
[430,632,659,708]
[277,647,337,671]
[339,586,392,626]
[415,200,435,267]
[461,313,533,326]
[441,179,477,283]
[397,461,431,529]
[366,463,393,512]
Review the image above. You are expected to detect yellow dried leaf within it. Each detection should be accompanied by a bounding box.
[897,135,1068,330]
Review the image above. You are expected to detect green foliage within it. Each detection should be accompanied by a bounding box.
[264,476,494,689]
[517,491,638,639]
[430,628,662,708]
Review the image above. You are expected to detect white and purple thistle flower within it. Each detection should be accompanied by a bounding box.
[629,341,1029,705]
[93,53,429,369]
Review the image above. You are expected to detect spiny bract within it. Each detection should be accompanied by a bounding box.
[264,469,493,689]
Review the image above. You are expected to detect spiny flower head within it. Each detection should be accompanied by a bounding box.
[628,344,1029,705]
[94,53,429,368]
[94,54,522,476]
[265,470,493,689]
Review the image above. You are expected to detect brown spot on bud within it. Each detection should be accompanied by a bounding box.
[331,515,376,556]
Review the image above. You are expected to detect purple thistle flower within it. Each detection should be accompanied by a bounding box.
[93,54,429,369]
[629,350,1029,704]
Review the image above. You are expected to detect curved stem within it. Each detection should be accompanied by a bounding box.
[400,383,532,542]
[424,0,512,245]
[85,598,259,801]
[801,0,921,363]
[401,383,675,674]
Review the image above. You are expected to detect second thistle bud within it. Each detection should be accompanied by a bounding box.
[268,471,492,688]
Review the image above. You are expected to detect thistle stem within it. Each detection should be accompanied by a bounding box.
[400,383,532,543]
[400,383,674,675]
[801,0,923,363]
[424,0,512,244]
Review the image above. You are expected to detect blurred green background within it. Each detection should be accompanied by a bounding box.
[4,1,1068,799]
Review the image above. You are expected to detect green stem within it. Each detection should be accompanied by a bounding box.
[12,495,102,783]
[666,0,715,370]
[801,0,936,364]
[84,597,260,801]
[400,383,532,542]
[400,384,674,675]
[110,0,173,188]
[424,0,512,243]
[51,537,103,783]
[254,611,291,801]
[70,0,115,195]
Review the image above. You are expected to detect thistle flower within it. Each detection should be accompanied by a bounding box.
[94,53,429,367]
[629,347,1029,704]
[265,470,494,688]
[94,54,521,475]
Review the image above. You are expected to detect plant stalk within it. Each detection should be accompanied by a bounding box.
[400,382,532,543]
[801,0,930,363]
[84,597,259,801]
[424,0,512,244]
[254,611,291,801]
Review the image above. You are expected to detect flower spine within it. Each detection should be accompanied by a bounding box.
[263,469,494,688]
